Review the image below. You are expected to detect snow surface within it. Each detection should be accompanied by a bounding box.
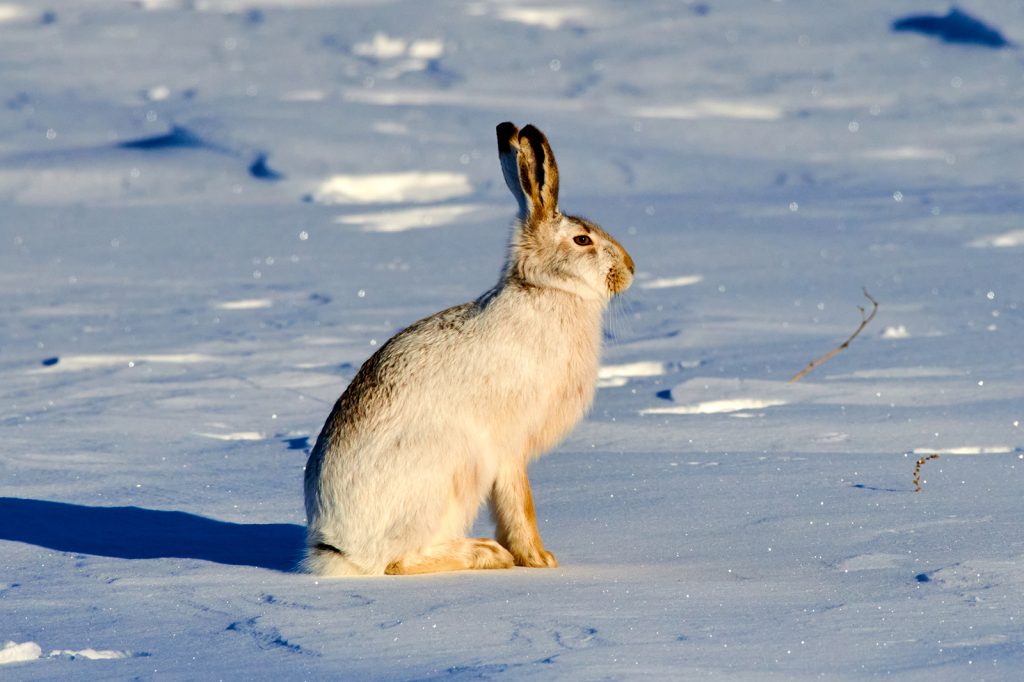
[2,0,1023,679]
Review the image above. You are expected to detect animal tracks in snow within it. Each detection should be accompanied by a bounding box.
[552,625,606,651]
[915,557,1024,602]
[226,617,316,656]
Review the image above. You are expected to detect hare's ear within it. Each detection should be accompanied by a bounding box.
[516,124,559,221]
[496,122,527,219]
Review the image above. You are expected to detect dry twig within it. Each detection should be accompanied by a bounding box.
[913,454,940,493]
[789,288,879,382]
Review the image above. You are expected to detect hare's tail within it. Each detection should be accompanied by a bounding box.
[300,542,373,577]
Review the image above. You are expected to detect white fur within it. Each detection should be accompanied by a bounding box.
[302,123,633,576]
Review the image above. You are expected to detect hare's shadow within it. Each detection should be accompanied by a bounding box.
[0,497,304,572]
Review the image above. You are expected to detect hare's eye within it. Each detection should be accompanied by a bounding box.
[573,235,593,246]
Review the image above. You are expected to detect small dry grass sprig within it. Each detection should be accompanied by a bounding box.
[913,454,940,493]
[789,289,879,382]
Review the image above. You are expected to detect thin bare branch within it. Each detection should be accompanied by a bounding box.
[789,288,879,382]
[913,454,940,493]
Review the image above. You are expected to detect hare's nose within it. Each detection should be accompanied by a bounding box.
[623,250,635,274]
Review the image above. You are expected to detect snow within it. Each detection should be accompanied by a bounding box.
[911,446,1015,457]
[633,100,785,122]
[0,641,134,665]
[215,298,275,310]
[0,4,29,24]
[335,204,488,233]
[0,642,42,666]
[48,648,134,661]
[491,6,589,31]
[2,0,1024,679]
[313,172,474,204]
[33,353,217,372]
[969,229,1024,249]
[641,398,790,416]
[881,324,912,339]
[638,274,704,290]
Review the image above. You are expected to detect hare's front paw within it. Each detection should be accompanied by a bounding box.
[472,538,516,570]
[513,547,559,568]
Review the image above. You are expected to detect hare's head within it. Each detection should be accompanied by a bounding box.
[497,122,634,301]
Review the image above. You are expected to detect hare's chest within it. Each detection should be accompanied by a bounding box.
[466,295,604,450]
[518,321,602,450]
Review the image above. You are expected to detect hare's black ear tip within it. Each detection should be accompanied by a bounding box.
[518,124,542,140]
[517,124,548,151]
[496,122,518,153]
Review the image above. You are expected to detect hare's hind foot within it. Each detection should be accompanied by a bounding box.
[301,543,375,577]
[511,546,559,569]
[385,538,515,575]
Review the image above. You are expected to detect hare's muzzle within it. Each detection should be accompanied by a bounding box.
[607,252,634,295]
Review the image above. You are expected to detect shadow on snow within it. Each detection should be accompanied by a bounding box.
[0,497,304,572]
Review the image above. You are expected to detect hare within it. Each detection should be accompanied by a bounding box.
[302,123,634,576]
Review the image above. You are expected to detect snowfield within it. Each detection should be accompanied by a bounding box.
[2,0,1023,679]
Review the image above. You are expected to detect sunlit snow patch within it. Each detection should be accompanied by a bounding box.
[281,89,326,102]
[651,374,1023,414]
[313,172,472,205]
[0,4,29,22]
[344,89,585,114]
[351,32,444,78]
[492,6,588,30]
[861,146,948,161]
[644,378,794,415]
[639,274,703,290]
[145,85,171,102]
[597,361,666,388]
[21,303,114,317]
[354,32,407,59]
[827,366,963,380]
[334,204,484,233]
[635,100,782,121]
[353,33,444,61]
[135,0,182,8]
[49,648,133,660]
[215,298,273,310]
[195,431,265,441]
[881,325,910,339]
[968,229,1024,248]
[36,354,216,372]
[0,641,42,665]
[944,634,1011,649]
[641,398,788,415]
[912,445,1013,456]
